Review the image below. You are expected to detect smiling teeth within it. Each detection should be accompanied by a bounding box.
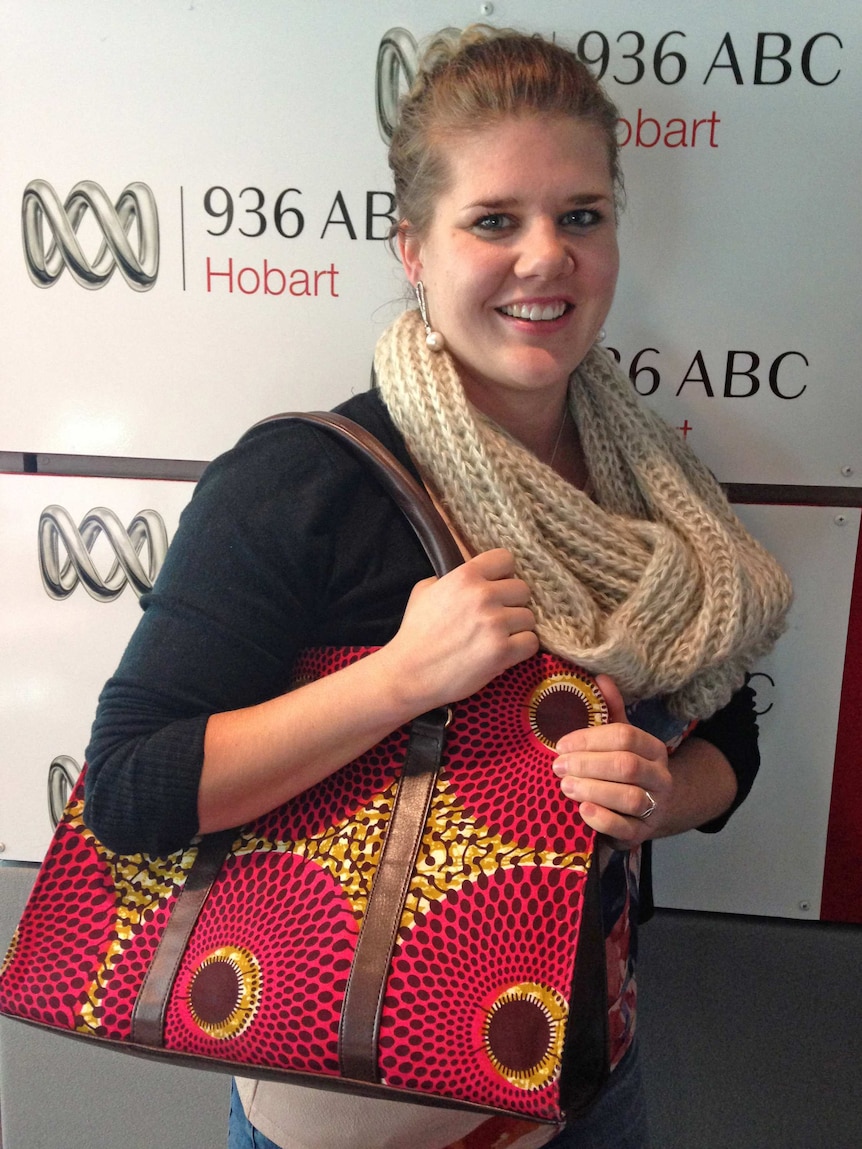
[501,302,567,321]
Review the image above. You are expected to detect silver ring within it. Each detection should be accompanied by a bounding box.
[638,790,657,820]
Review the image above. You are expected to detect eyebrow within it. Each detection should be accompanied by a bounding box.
[462,193,612,211]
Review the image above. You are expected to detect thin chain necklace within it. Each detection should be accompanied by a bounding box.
[548,403,569,468]
[548,402,593,495]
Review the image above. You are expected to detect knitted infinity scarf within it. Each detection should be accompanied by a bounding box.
[374,309,792,721]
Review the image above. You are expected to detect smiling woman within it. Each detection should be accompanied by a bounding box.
[398,115,619,454]
[80,23,792,1149]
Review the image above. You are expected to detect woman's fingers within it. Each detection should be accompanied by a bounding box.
[593,673,627,724]
[557,776,659,820]
[383,548,538,711]
[504,606,538,635]
[552,674,672,846]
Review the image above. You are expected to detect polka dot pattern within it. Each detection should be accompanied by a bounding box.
[0,784,194,1040]
[440,657,604,848]
[378,867,586,1117]
[165,853,357,1073]
[0,817,118,1032]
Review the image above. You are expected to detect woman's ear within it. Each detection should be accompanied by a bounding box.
[398,224,423,287]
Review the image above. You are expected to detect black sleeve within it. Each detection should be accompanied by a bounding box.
[84,398,430,857]
[84,420,335,855]
[689,678,761,833]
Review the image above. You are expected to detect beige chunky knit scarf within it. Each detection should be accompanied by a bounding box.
[374,309,792,721]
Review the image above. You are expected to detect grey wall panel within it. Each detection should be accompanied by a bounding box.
[0,867,226,1149]
[3,868,861,1147]
[0,1019,227,1149]
[639,911,862,1148]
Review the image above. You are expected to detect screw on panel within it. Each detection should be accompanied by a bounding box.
[834,515,847,526]
[840,465,854,477]
[480,2,494,14]
[798,900,811,912]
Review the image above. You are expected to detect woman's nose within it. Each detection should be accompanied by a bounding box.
[514,222,575,279]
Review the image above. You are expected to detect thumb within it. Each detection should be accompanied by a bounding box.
[594,673,629,726]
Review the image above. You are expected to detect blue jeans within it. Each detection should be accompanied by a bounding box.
[228,1081,281,1149]
[228,1042,649,1149]
[543,1041,651,1149]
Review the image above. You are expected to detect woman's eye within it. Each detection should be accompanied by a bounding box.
[562,208,602,228]
[472,213,511,233]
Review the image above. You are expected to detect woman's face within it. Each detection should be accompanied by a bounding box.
[400,115,619,420]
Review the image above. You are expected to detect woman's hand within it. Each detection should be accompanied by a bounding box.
[200,548,537,835]
[552,674,673,849]
[379,548,539,715]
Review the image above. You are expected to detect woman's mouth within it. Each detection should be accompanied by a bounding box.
[498,301,571,322]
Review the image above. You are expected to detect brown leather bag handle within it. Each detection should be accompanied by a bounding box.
[255,410,465,577]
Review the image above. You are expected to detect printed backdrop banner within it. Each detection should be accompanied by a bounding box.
[0,474,195,862]
[0,0,857,485]
[0,1,860,923]
[652,505,860,921]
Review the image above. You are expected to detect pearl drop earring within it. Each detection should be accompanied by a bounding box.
[596,328,607,344]
[415,281,446,352]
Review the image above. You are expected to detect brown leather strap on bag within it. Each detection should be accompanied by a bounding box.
[256,411,464,579]
[131,828,236,1046]
[338,706,449,1081]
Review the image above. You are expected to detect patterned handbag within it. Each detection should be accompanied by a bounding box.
[0,413,610,1128]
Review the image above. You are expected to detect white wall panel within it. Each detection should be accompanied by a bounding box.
[0,1,857,484]
[652,506,860,920]
[0,473,195,861]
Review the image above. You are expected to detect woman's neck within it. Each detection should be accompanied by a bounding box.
[467,390,590,489]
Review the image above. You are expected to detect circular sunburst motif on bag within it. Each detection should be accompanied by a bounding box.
[482,981,568,1090]
[186,945,262,1040]
[526,674,607,749]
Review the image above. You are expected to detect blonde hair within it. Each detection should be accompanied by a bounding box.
[389,25,623,238]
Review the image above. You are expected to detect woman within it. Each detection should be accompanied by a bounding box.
[84,26,791,1149]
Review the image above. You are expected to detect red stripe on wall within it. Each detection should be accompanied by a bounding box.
[820,522,862,923]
